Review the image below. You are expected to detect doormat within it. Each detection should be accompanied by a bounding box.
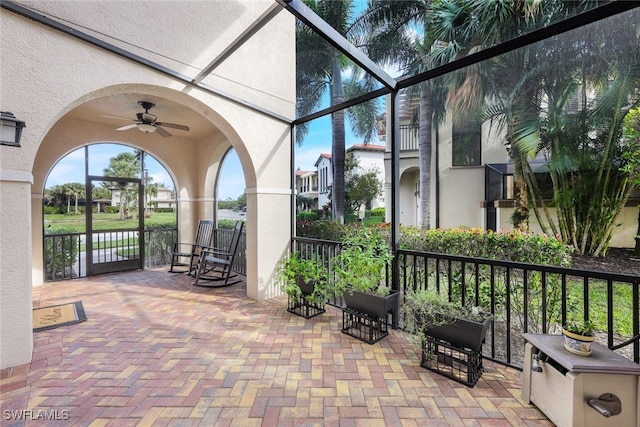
[33,301,87,332]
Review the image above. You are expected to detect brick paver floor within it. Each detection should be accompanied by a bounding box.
[1,268,553,426]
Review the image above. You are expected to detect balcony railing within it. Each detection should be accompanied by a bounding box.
[400,124,418,152]
[292,237,640,369]
[43,227,246,281]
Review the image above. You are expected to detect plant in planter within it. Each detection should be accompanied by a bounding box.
[330,226,398,343]
[276,251,329,318]
[403,288,493,353]
[562,319,596,356]
[403,288,493,387]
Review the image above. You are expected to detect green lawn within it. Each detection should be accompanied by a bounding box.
[45,212,176,233]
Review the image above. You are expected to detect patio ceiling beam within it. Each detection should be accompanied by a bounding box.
[291,87,389,126]
[277,0,397,91]
[0,0,291,124]
[191,3,283,85]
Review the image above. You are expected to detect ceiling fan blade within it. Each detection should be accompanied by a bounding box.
[156,122,190,131]
[155,126,172,137]
[116,124,138,131]
[101,115,134,122]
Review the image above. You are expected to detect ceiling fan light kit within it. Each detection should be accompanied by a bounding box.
[137,123,156,133]
[106,101,190,137]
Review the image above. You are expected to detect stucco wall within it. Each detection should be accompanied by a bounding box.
[0,1,295,369]
[496,205,638,249]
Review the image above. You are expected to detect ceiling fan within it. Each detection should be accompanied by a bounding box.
[104,101,190,137]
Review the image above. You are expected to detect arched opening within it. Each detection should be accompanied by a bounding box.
[399,167,419,227]
[43,143,178,279]
[214,147,247,225]
[30,85,262,288]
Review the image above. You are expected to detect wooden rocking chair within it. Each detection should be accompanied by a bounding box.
[193,221,244,287]
[169,219,215,275]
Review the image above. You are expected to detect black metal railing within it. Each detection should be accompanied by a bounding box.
[44,231,84,280]
[43,227,247,281]
[292,237,640,369]
[44,228,178,281]
[144,228,178,268]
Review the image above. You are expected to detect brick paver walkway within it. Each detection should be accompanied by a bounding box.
[1,268,552,426]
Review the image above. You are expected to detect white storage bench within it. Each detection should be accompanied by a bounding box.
[521,333,640,427]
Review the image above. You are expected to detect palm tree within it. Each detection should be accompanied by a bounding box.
[358,0,458,229]
[66,182,85,215]
[144,176,159,218]
[296,0,381,224]
[103,152,140,220]
[429,0,639,254]
[426,0,603,232]
[535,11,640,255]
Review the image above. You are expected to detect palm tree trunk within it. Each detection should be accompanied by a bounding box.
[418,88,433,229]
[119,187,125,220]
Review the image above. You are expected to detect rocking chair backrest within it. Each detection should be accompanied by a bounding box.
[194,220,215,247]
[226,221,244,265]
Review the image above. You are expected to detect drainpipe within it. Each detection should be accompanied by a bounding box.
[435,122,440,229]
[291,124,296,250]
[390,91,400,329]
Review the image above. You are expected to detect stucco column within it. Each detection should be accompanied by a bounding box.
[244,187,291,301]
[31,192,44,287]
[0,172,34,369]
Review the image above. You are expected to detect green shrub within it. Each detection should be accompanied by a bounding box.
[364,216,383,226]
[399,226,572,266]
[399,226,573,334]
[144,220,176,230]
[296,221,347,241]
[43,206,60,214]
[345,213,361,224]
[296,211,318,221]
[44,227,79,280]
[218,219,242,230]
[369,207,385,217]
[104,206,119,214]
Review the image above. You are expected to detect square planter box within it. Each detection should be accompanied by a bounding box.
[421,336,484,387]
[287,294,325,319]
[340,289,399,344]
[341,307,389,344]
[425,314,492,352]
[342,289,399,322]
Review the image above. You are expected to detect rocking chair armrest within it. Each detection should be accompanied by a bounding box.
[172,242,198,252]
[200,247,231,257]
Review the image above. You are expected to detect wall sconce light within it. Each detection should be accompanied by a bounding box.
[0,111,26,147]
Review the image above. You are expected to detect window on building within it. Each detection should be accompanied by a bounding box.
[452,115,481,166]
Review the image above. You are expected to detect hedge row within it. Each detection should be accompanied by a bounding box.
[296,221,573,267]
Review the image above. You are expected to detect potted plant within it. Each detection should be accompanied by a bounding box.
[403,288,493,353]
[330,226,399,343]
[276,251,329,318]
[331,226,398,318]
[403,288,493,387]
[562,319,596,356]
